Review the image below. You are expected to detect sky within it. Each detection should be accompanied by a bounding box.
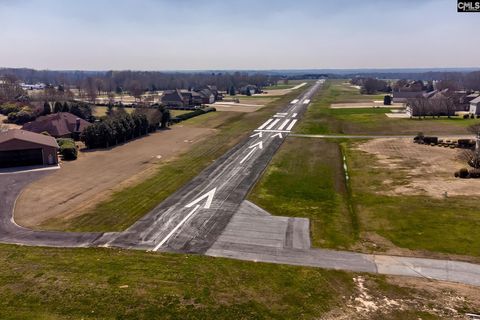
[0,0,479,70]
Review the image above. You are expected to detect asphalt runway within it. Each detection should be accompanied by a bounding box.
[100,80,324,252]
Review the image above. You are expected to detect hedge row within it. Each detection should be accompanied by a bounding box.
[170,107,216,123]
[81,113,149,149]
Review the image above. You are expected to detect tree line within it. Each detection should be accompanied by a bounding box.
[81,113,149,149]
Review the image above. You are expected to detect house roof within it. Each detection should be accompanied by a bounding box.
[0,129,58,148]
[161,89,185,102]
[471,96,480,104]
[22,112,91,137]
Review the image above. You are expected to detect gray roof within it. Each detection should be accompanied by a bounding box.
[0,129,59,148]
[471,96,480,104]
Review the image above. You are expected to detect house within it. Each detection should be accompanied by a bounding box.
[22,112,91,139]
[206,85,222,101]
[239,85,261,96]
[197,88,215,104]
[469,96,480,115]
[0,129,58,168]
[161,89,188,107]
[392,91,425,103]
[179,90,203,106]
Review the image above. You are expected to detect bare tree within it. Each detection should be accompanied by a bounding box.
[0,75,25,102]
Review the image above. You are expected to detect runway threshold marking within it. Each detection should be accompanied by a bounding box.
[240,141,263,164]
[152,188,217,251]
[286,119,298,131]
[277,119,291,131]
[266,119,280,130]
[258,119,273,130]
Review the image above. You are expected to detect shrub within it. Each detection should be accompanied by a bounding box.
[458,139,475,149]
[454,171,459,178]
[464,114,470,119]
[469,169,480,178]
[0,103,21,115]
[57,138,77,160]
[423,136,438,144]
[459,168,469,178]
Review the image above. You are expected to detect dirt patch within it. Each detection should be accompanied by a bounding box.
[0,115,21,130]
[15,126,215,228]
[357,138,480,198]
[323,275,480,319]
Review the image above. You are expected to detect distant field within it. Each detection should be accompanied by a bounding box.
[296,80,478,135]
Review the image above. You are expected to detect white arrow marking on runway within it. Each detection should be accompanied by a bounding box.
[240,141,263,164]
[185,187,217,209]
[249,141,263,150]
[291,99,299,104]
[271,132,283,139]
[292,113,298,118]
[303,99,311,105]
[152,188,217,251]
[250,132,263,138]
[258,119,273,130]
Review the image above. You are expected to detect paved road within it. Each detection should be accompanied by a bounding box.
[98,81,324,252]
[0,170,103,247]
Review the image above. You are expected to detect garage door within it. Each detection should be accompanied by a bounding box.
[0,148,43,168]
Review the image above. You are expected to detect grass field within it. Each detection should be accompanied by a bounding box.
[0,243,475,319]
[249,136,480,260]
[296,80,478,135]
[249,138,358,249]
[56,87,311,232]
[93,106,134,117]
[346,144,480,260]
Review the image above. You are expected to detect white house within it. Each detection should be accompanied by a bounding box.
[469,96,480,115]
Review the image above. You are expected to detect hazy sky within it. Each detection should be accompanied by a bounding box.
[0,0,478,70]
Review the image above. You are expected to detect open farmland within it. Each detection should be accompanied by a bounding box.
[296,80,479,135]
